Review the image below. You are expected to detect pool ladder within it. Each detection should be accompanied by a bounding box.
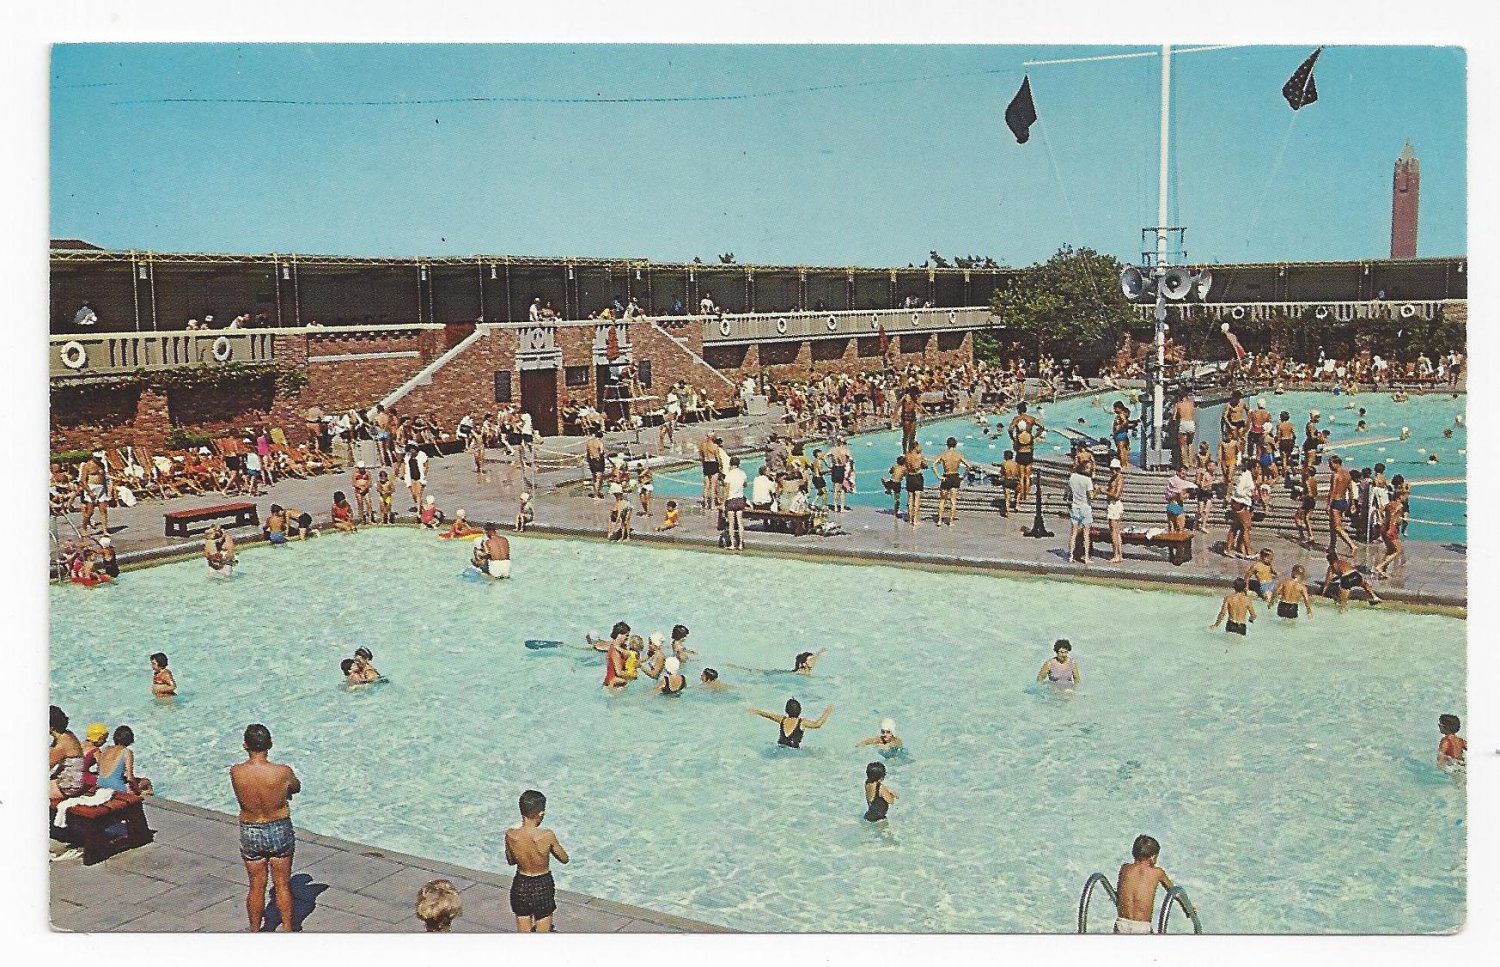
[1077,872,1202,934]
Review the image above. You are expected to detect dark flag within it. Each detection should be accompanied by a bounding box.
[1005,75,1038,144]
[1282,47,1323,111]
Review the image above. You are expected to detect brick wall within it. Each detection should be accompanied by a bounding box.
[707,330,974,383]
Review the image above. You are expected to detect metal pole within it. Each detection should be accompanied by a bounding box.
[1151,44,1171,466]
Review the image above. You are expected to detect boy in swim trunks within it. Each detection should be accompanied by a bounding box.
[1114,834,1177,934]
[933,437,971,527]
[1437,714,1467,770]
[1320,552,1382,611]
[505,789,569,932]
[1269,565,1314,620]
[1210,578,1256,635]
[999,451,1021,515]
[377,471,395,524]
[1244,549,1277,600]
[230,724,300,932]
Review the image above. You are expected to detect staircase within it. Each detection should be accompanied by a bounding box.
[647,320,737,390]
[379,326,488,410]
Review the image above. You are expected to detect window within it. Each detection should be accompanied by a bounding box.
[493,370,512,404]
[564,365,590,388]
[637,359,653,387]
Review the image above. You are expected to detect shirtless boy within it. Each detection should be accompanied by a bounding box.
[229,724,301,932]
[1321,551,1382,610]
[505,789,570,932]
[933,437,972,526]
[1210,577,1257,636]
[586,431,607,499]
[1114,834,1177,934]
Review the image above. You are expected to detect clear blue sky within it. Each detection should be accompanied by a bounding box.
[50,44,1466,267]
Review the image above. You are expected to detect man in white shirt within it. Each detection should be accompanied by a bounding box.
[723,456,748,551]
[1066,458,1095,566]
[529,298,542,322]
[750,466,777,510]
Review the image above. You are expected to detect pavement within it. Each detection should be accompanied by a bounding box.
[50,797,728,933]
[59,400,1466,610]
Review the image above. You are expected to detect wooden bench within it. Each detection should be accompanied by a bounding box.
[50,791,155,865]
[1087,525,1195,566]
[744,508,815,536]
[164,501,259,537]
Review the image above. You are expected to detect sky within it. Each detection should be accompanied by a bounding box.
[50,43,1467,268]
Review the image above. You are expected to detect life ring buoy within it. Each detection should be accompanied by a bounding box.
[947,310,958,324]
[212,336,233,362]
[775,317,788,335]
[529,327,547,349]
[718,319,731,337]
[1314,306,1329,320]
[911,312,921,326]
[60,341,88,370]
[1230,306,1246,320]
[826,315,838,332]
[870,313,880,330]
[1400,303,1417,319]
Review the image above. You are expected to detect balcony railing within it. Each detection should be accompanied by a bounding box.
[696,305,994,344]
[51,330,277,380]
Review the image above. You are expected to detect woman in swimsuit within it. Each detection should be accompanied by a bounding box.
[149,652,177,696]
[1374,497,1405,579]
[1269,565,1314,620]
[1036,639,1081,690]
[856,718,903,756]
[863,760,897,822]
[657,657,686,696]
[95,725,153,795]
[747,699,834,748]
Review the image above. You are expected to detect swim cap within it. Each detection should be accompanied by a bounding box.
[665,657,680,674]
[86,723,108,742]
[98,536,112,547]
[880,718,896,733]
[456,509,466,517]
[424,495,435,505]
[520,493,531,502]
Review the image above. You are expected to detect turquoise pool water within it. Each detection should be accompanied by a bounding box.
[50,530,1465,933]
[655,389,1466,541]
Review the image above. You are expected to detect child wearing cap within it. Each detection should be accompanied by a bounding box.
[657,656,686,695]
[418,494,445,528]
[515,493,534,532]
[857,719,904,756]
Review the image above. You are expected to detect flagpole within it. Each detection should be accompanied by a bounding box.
[1150,44,1171,466]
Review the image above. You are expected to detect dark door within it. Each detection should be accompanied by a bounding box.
[520,369,560,437]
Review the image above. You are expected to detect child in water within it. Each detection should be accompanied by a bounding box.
[1437,714,1467,770]
[863,761,897,822]
[857,718,904,755]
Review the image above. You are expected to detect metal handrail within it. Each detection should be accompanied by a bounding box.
[1079,873,1203,934]
[1157,885,1202,934]
[1077,872,1118,933]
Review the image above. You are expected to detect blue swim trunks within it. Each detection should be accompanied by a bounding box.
[239,817,295,861]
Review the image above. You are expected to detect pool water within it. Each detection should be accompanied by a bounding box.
[655,389,1466,541]
[50,529,1466,933]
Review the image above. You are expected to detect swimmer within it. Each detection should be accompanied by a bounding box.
[204,524,236,571]
[1321,551,1382,610]
[1036,639,1081,688]
[863,761,897,822]
[476,521,512,578]
[1399,426,1411,441]
[670,624,697,663]
[1244,548,1277,600]
[856,718,904,754]
[586,621,631,653]
[149,652,176,696]
[656,657,686,696]
[699,668,731,692]
[1268,565,1315,620]
[794,648,826,675]
[340,658,366,686]
[1437,714,1467,770]
[1114,835,1178,934]
[1210,578,1257,636]
[747,699,834,748]
[639,633,667,679]
[351,647,381,682]
[442,509,474,538]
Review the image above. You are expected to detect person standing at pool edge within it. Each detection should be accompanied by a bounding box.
[506,789,569,933]
[230,724,301,932]
[1114,834,1176,934]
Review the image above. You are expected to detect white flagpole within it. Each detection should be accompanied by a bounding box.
[1151,44,1172,464]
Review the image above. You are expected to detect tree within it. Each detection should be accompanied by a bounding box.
[986,245,1133,359]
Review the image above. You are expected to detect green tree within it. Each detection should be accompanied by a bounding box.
[986,245,1133,358]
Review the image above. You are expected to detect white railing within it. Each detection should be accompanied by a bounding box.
[49,330,276,379]
[1136,298,1464,324]
[698,305,994,344]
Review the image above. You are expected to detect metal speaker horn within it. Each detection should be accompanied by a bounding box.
[1192,269,1213,301]
[1120,266,1153,301]
[1161,267,1194,301]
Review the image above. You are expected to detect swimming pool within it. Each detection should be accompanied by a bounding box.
[50,529,1465,933]
[654,388,1466,541]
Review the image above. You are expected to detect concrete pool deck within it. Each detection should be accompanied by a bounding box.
[50,796,729,933]
[62,401,1466,610]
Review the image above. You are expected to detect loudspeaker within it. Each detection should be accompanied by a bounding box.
[1120,266,1153,300]
[1162,268,1194,301]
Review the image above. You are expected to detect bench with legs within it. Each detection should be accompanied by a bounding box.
[1088,525,1195,566]
[50,791,155,864]
[164,501,259,537]
[743,508,815,537]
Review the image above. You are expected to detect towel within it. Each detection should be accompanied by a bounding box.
[53,787,114,828]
